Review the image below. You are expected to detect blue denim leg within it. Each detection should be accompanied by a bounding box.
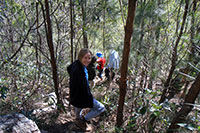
[85,98,105,121]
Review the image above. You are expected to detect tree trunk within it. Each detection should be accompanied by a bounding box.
[159,0,189,104]
[70,0,74,63]
[82,0,88,48]
[36,2,41,81]
[167,73,200,132]
[118,0,125,26]
[189,0,196,62]
[44,0,62,110]
[102,0,106,55]
[116,0,137,127]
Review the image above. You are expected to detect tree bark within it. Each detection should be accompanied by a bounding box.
[82,0,88,48]
[44,0,62,110]
[70,0,74,63]
[116,0,137,127]
[118,0,125,26]
[167,73,200,132]
[36,2,41,81]
[102,0,106,55]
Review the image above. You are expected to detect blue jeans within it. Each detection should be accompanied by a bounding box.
[75,98,105,121]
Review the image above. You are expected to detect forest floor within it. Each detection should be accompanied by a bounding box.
[14,74,199,133]
[35,78,120,133]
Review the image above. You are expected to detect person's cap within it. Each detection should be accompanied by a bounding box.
[96,52,103,57]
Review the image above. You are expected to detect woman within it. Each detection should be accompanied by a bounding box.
[67,48,105,131]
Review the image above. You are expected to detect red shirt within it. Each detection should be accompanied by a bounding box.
[97,57,106,70]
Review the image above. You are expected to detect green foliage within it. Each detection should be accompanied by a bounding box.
[139,106,147,115]
[126,116,137,131]
[0,0,200,132]
[114,126,124,133]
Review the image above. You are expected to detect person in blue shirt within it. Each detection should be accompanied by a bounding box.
[67,48,105,131]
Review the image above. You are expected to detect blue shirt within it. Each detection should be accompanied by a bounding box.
[84,66,89,87]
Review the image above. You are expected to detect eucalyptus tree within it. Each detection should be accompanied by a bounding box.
[41,0,62,110]
[81,0,88,48]
[70,0,74,63]
[117,0,200,131]
[116,0,137,127]
[122,0,169,129]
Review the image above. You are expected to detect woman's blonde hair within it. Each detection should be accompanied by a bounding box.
[78,48,92,61]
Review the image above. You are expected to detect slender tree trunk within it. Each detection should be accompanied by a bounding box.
[70,0,74,63]
[137,0,145,89]
[102,0,106,54]
[36,2,41,81]
[82,0,88,48]
[116,0,137,127]
[44,0,62,110]
[159,0,189,104]
[167,73,200,132]
[118,0,125,26]
[189,0,196,62]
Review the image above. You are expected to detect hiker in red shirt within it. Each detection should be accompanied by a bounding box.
[96,52,106,80]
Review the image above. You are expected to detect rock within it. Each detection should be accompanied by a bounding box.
[0,113,41,133]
